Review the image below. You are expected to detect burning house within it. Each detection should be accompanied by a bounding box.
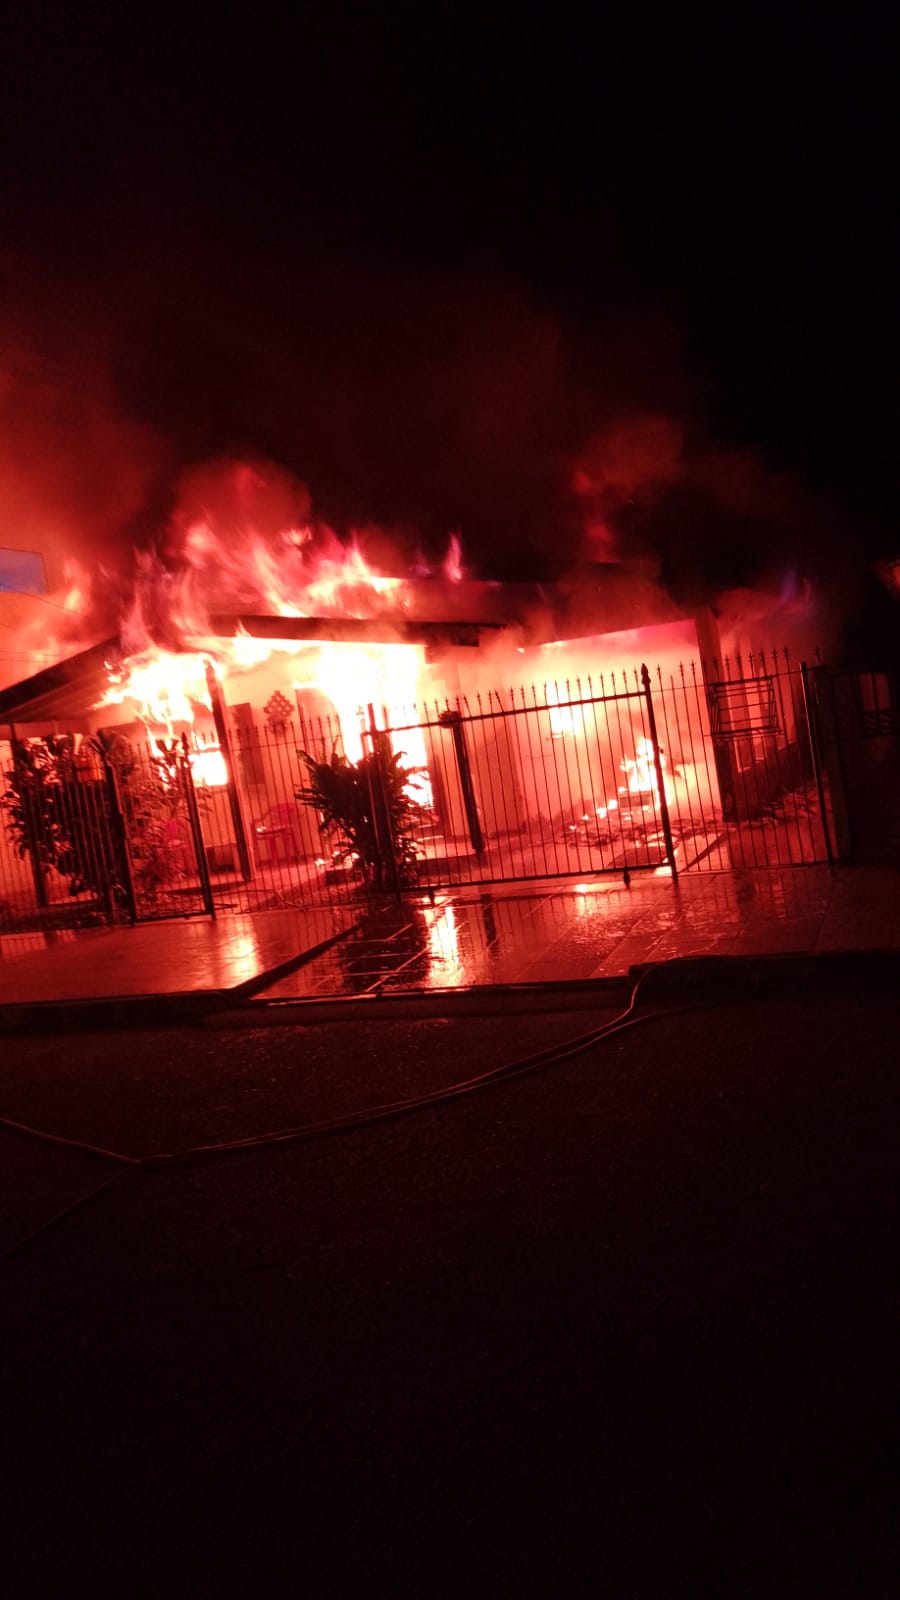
[1,490,848,932]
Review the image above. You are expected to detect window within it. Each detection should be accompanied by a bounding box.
[0,548,47,596]
[708,677,780,741]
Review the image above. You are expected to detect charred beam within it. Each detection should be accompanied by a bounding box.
[0,640,118,725]
[208,614,495,648]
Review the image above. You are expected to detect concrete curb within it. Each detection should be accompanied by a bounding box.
[202,975,636,1028]
[203,947,900,1028]
[0,990,231,1035]
[1,948,898,1034]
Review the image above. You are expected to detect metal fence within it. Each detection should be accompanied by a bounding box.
[0,734,215,930]
[0,649,874,932]
[357,650,834,891]
[651,651,834,872]
[813,666,899,862]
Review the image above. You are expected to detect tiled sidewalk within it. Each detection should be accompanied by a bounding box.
[252,867,899,1000]
[0,906,356,1007]
[0,867,897,1017]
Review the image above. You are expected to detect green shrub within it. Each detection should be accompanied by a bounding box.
[296,740,422,888]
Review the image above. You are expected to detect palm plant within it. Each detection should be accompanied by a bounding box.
[295,739,422,888]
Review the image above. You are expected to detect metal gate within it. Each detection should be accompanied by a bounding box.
[650,653,835,872]
[0,733,214,931]
[813,666,899,862]
[110,736,216,921]
[375,665,679,889]
[368,652,835,889]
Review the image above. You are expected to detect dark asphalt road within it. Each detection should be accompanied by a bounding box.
[2,980,898,1597]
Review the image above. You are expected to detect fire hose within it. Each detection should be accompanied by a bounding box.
[0,958,759,1264]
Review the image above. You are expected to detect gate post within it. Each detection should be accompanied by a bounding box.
[799,661,835,866]
[102,750,137,925]
[365,706,402,901]
[438,709,485,854]
[640,664,678,879]
[205,662,253,883]
[10,732,49,910]
[180,735,216,918]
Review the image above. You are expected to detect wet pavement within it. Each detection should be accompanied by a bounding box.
[0,906,355,1010]
[0,865,897,1021]
[250,866,900,999]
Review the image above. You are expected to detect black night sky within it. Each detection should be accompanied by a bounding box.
[1,3,897,617]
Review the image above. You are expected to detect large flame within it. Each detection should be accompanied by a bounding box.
[88,518,446,807]
[166,519,409,634]
[100,650,213,729]
[622,736,672,802]
[303,640,433,805]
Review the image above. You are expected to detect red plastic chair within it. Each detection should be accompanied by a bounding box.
[252,804,302,865]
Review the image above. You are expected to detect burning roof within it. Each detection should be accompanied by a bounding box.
[0,640,119,727]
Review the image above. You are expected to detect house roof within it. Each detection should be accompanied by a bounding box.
[0,640,118,727]
[0,616,499,729]
[208,614,495,646]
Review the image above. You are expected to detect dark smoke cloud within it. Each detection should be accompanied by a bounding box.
[572,411,857,607]
[0,234,863,632]
[109,250,578,578]
[0,282,171,584]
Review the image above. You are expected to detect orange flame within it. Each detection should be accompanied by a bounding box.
[443,534,464,584]
[99,650,212,730]
[622,736,670,799]
[88,517,448,812]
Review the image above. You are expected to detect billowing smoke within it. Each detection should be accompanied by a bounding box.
[0,299,169,577]
[572,410,857,606]
[0,236,864,667]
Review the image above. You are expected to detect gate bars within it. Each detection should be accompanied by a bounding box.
[0,733,215,930]
[363,651,834,891]
[1,650,838,929]
[371,666,679,890]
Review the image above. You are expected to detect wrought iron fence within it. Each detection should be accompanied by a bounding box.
[650,651,834,872]
[0,649,855,931]
[813,666,899,862]
[364,666,677,889]
[200,649,836,913]
[348,650,834,890]
[0,733,214,930]
[0,734,129,929]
